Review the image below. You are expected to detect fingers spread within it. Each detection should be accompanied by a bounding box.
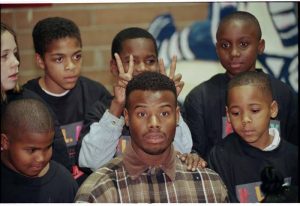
[114,53,124,74]
[158,58,166,75]
[127,54,134,77]
[169,55,177,79]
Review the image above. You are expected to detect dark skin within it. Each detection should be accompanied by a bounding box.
[111,39,207,170]
[216,19,265,78]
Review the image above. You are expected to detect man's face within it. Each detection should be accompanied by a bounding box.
[124,90,179,156]
[36,37,82,93]
[115,38,159,77]
[216,19,265,78]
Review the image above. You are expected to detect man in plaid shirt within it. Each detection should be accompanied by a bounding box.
[75,71,228,203]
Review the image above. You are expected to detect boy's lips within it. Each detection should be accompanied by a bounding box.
[230,62,242,69]
[31,164,44,171]
[64,76,78,82]
[242,129,255,136]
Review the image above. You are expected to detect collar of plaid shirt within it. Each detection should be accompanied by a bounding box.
[123,142,176,181]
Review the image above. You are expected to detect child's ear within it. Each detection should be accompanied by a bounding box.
[1,133,10,151]
[270,100,279,118]
[225,106,231,123]
[124,108,129,127]
[110,59,119,77]
[35,53,45,70]
[258,39,265,55]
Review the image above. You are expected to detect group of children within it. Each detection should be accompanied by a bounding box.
[1,10,298,203]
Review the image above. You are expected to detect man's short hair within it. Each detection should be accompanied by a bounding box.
[111,27,158,59]
[125,71,176,108]
[32,17,82,57]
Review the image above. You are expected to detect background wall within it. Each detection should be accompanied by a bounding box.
[1,3,209,93]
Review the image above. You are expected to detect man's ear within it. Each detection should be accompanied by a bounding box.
[35,53,45,70]
[258,39,265,55]
[1,133,10,151]
[124,108,129,127]
[270,100,279,118]
[110,59,119,77]
[225,106,231,123]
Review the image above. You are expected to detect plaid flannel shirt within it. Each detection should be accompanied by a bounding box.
[75,155,229,203]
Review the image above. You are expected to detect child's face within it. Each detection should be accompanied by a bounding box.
[124,90,179,156]
[216,19,265,78]
[1,31,19,91]
[114,38,159,77]
[36,37,82,93]
[2,130,53,177]
[226,85,278,149]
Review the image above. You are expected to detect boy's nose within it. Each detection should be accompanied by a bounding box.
[242,114,252,126]
[135,62,147,72]
[65,61,76,71]
[35,154,45,163]
[231,47,240,57]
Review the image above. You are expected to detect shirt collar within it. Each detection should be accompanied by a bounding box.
[123,142,176,181]
[263,128,281,151]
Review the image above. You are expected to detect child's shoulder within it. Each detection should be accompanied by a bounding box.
[209,133,241,157]
[78,76,104,86]
[199,73,227,87]
[280,138,298,152]
[187,73,227,96]
[256,69,294,93]
[49,161,76,183]
[77,76,108,91]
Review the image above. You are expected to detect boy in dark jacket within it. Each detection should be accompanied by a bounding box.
[184,11,298,160]
[23,17,112,185]
[208,71,298,202]
[1,99,78,203]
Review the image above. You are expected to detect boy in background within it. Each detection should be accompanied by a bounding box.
[1,99,78,203]
[77,27,205,172]
[23,17,113,184]
[208,71,298,203]
[75,71,228,203]
[184,11,298,159]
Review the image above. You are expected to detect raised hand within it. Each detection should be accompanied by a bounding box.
[109,53,134,117]
[158,55,184,97]
[114,53,134,82]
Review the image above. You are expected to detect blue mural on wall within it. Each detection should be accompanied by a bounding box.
[148,2,298,93]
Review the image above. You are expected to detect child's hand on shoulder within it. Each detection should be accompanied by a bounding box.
[176,151,207,171]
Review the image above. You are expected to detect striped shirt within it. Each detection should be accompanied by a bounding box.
[75,149,229,203]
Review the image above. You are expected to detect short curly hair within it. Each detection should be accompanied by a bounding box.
[125,71,176,108]
[32,17,82,57]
